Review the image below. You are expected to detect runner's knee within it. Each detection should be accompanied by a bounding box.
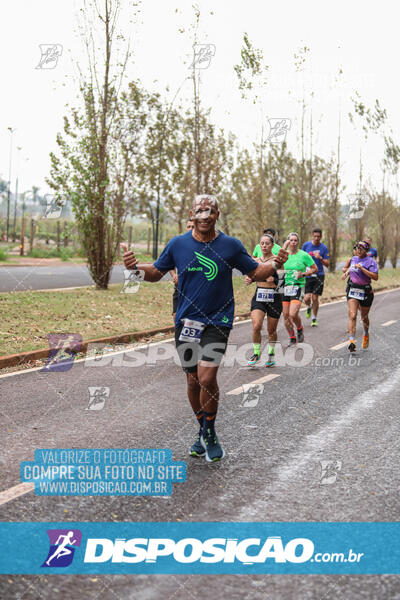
[198,369,218,390]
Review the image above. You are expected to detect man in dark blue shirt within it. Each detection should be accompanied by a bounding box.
[302,228,330,326]
[123,195,288,463]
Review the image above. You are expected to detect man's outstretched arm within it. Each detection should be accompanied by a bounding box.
[248,248,288,281]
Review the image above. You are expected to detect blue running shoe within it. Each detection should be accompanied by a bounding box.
[201,427,225,462]
[247,353,261,367]
[190,429,206,457]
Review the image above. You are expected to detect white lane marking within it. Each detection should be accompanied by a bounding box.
[226,374,280,395]
[275,366,400,483]
[239,365,400,519]
[0,482,34,506]
[330,341,349,350]
[0,318,254,380]
[382,320,397,327]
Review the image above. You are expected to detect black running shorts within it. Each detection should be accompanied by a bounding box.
[346,283,374,308]
[250,288,282,318]
[174,324,231,373]
[305,274,325,296]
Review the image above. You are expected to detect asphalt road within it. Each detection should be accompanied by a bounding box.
[0,264,126,292]
[1,260,399,292]
[0,288,399,598]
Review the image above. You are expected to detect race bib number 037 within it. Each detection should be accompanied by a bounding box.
[179,319,205,343]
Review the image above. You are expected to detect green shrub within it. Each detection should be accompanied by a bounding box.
[76,246,87,258]
[0,248,8,261]
[59,248,75,261]
[28,247,76,259]
[28,248,58,258]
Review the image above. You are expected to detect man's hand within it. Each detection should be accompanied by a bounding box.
[244,275,252,286]
[275,246,288,267]
[121,243,137,270]
[172,272,179,285]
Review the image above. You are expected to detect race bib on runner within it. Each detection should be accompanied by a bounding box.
[348,288,365,301]
[256,288,275,302]
[179,319,205,343]
[284,285,299,297]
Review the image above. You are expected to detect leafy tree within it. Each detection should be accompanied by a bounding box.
[47,0,143,289]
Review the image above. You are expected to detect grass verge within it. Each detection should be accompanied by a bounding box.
[0,268,399,356]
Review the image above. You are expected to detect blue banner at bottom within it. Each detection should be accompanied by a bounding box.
[0,522,399,574]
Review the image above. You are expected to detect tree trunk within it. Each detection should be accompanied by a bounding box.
[20,217,25,256]
[56,221,61,251]
[63,221,68,247]
[29,218,35,253]
[128,225,132,250]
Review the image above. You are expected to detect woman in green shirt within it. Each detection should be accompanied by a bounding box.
[245,233,283,367]
[282,233,317,346]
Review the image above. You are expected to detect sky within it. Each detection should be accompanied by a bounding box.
[1,0,399,202]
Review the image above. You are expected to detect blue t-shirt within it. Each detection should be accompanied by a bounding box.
[367,247,378,258]
[301,241,330,276]
[154,231,258,328]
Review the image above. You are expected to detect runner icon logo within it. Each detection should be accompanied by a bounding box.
[40,333,82,373]
[36,44,63,69]
[87,387,110,411]
[267,118,291,144]
[191,43,216,70]
[240,384,265,408]
[42,529,82,568]
[346,193,369,220]
[121,269,145,294]
[319,459,343,485]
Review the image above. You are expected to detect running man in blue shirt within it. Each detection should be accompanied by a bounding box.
[302,228,330,326]
[122,195,288,462]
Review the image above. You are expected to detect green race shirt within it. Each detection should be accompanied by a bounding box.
[283,250,315,287]
[253,242,281,258]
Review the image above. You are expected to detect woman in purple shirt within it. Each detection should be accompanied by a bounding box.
[342,241,378,352]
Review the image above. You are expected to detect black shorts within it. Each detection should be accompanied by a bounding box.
[250,288,282,318]
[174,324,230,373]
[282,285,305,303]
[305,274,325,296]
[172,285,178,315]
[346,284,374,308]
